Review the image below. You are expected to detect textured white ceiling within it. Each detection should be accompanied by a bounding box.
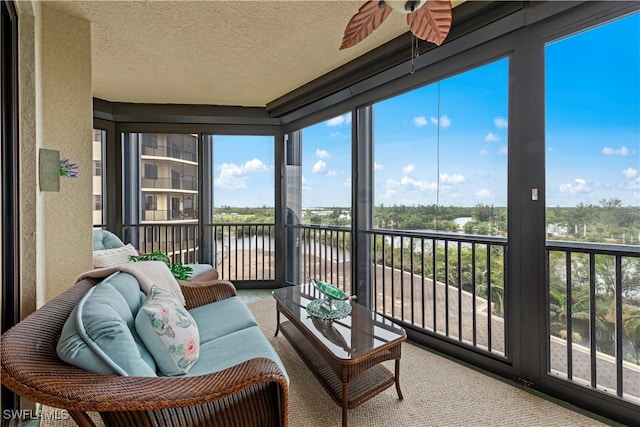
[45,1,461,107]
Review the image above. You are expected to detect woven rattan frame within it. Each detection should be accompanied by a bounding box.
[1,276,289,427]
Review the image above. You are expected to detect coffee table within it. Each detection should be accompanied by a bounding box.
[273,284,406,427]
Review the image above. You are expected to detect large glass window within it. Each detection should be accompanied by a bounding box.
[370,59,509,357]
[545,12,640,403]
[123,132,199,263]
[210,135,275,280]
[212,135,274,211]
[300,114,352,226]
[373,59,508,234]
[287,115,353,290]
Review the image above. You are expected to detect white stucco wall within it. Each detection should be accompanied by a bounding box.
[34,4,93,302]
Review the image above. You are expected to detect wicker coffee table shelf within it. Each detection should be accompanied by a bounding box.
[273,284,406,427]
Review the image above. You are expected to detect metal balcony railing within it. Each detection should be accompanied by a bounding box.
[142,209,198,221]
[118,222,640,404]
[547,240,640,403]
[367,229,508,358]
[124,222,276,282]
[141,178,198,191]
[203,223,275,282]
[141,145,197,162]
[291,224,352,294]
[123,223,200,265]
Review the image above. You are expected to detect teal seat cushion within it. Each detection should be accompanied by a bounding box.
[56,282,157,376]
[186,325,289,384]
[186,263,213,279]
[188,296,258,344]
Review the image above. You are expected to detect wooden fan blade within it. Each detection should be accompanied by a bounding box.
[340,1,392,50]
[407,0,452,46]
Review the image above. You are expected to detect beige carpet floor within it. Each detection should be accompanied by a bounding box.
[42,296,610,427]
[252,297,608,427]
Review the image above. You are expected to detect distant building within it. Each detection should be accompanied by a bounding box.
[547,223,568,237]
[139,134,199,263]
[93,132,200,263]
[140,134,198,222]
[453,217,474,229]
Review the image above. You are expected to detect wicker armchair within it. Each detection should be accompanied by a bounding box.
[1,277,289,427]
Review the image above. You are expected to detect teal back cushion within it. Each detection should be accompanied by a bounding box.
[106,272,147,313]
[57,279,156,376]
[92,229,125,251]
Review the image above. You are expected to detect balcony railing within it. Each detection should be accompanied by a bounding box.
[547,240,640,404]
[141,145,197,162]
[367,229,508,359]
[118,222,640,404]
[203,223,275,281]
[141,178,197,191]
[142,209,198,221]
[291,224,352,294]
[123,223,200,265]
[124,222,276,282]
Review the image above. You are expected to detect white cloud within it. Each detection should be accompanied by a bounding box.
[440,173,465,184]
[559,178,592,195]
[330,132,343,138]
[413,116,428,127]
[484,132,499,142]
[312,157,337,176]
[602,146,629,156]
[215,158,269,189]
[494,117,508,129]
[379,188,397,200]
[500,145,508,155]
[402,164,415,175]
[479,149,488,155]
[326,113,351,127]
[326,116,345,126]
[398,176,438,192]
[244,158,268,172]
[302,175,311,191]
[316,149,330,159]
[622,177,640,191]
[312,160,327,174]
[374,162,384,171]
[430,115,451,128]
[475,189,492,199]
[380,175,438,201]
[622,167,638,178]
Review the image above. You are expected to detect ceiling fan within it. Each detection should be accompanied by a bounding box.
[340,0,453,50]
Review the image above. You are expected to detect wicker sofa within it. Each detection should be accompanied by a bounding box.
[1,273,289,427]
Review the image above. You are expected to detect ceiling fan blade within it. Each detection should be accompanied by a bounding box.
[407,0,452,46]
[340,1,392,50]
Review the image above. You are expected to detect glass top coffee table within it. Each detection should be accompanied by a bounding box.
[273,283,406,427]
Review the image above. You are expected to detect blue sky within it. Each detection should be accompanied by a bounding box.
[212,12,639,210]
[545,13,639,208]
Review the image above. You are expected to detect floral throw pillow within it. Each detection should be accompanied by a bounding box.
[135,285,200,375]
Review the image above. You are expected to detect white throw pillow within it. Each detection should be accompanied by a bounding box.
[135,285,200,376]
[93,244,138,268]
